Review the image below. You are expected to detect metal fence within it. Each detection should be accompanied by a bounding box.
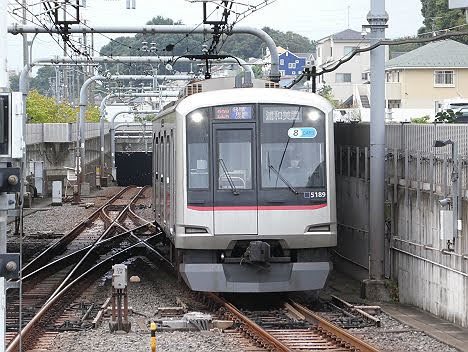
[335,122,468,327]
[26,122,109,145]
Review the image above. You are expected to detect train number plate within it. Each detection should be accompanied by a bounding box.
[288,127,317,139]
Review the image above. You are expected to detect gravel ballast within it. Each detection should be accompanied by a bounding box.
[48,257,242,352]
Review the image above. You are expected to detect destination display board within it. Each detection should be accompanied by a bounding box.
[262,106,302,123]
[214,106,253,120]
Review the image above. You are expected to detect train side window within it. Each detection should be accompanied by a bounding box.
[187,110,209,189]
[154,136,159,181]
[160,136,164,183]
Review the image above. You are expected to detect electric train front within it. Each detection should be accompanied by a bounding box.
[176,92,336,292]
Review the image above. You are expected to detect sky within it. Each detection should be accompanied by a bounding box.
[6,0,425,72]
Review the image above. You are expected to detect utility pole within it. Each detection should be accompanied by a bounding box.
[362,0,389,300]
[1,2,22,351]
[0,0,7,89]
[22,0,28,69]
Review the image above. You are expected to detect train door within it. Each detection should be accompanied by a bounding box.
[212,123,257,235]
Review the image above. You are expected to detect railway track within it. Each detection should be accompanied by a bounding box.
[5,186,166,352]
[205,293,380,352]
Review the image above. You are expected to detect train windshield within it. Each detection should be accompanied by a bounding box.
[260,105,326,190]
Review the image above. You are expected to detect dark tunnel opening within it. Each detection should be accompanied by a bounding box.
[115,152,152,186]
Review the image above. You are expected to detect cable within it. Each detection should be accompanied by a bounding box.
[12,0,80,63]
[286,29,468,89]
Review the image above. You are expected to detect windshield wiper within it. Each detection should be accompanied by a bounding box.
[219,158,239,195]
[268,164,299,195]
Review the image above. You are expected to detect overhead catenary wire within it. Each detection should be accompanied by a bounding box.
[11,0,82,63]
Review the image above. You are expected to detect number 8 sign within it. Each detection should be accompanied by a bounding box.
[288,127,317,139]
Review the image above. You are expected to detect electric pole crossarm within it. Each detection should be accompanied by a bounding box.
[8,25,279,81]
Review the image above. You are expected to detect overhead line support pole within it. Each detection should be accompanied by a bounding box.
[364,0,388,297]
[99,88,183,181]
[79,75,185,193]
[8,24,279,81]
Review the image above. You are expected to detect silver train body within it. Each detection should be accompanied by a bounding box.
[152,78,337,292]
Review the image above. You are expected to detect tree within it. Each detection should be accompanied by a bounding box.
[98,16,316,75]
[389,37,424,57]
[419,0,468,43]
[26,90,100,123]
[9,73,19,91]
[252,65,264,78]
[31,66,56,95]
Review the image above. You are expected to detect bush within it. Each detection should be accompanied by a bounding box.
[411,115,430,124]
[435,109,461,123]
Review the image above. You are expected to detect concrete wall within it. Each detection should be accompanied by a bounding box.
[25,123,111,195]
[335,123,468,327]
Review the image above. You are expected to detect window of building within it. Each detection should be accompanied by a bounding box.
[386,72,391,82]
[396,71,400,82]
[362,72,370,81]
[317,47,321,57]
[330,47,333,56]
[336,73,352,83]
[280,59,284,66]
[288,62,296,69]
[387,100,401,109]
[434,70,454,86]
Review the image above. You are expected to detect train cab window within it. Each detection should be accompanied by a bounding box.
[217,129,252,190]
[260,105,326,189]
[187,109,210,189]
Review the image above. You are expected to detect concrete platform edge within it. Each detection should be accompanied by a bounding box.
[381,305,467,352]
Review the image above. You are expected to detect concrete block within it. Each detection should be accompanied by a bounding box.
[129,275,141,283]
[213,320,234,330]
[361,279,392,302]
[80,182,90,196]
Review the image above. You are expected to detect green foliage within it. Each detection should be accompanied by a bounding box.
[411,115,430,123]
[9,73,19,91]
[389,36,424,57]
[419,0,468,44]
[318,85,338,108]
[86,105,101,122]
[252,65,264,79]
[31,67,56,95]
[385,279,399,302]
[26,90,99,123]
[134,113,156,123]
[99,16,315,75]
[435,109,461,123]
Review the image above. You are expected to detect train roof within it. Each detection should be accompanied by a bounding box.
[155,77,333,121]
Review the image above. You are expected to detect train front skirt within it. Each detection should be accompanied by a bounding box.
[180,261,331,292]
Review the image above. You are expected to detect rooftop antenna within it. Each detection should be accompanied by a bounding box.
[347,5,350,28]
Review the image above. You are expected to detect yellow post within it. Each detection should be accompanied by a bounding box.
[150,322,157,352]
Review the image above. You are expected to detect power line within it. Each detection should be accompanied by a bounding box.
[287,29,468,89]
[11,0,80,63]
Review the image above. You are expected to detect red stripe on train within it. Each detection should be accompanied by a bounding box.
[187,204,327,211]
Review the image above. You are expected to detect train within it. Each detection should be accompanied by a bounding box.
[152,77,336,292]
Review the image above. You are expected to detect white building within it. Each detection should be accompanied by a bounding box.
[316,29,388,105]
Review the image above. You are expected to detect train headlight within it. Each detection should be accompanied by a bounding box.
[307,110,322,122]
[190,112,204,123]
